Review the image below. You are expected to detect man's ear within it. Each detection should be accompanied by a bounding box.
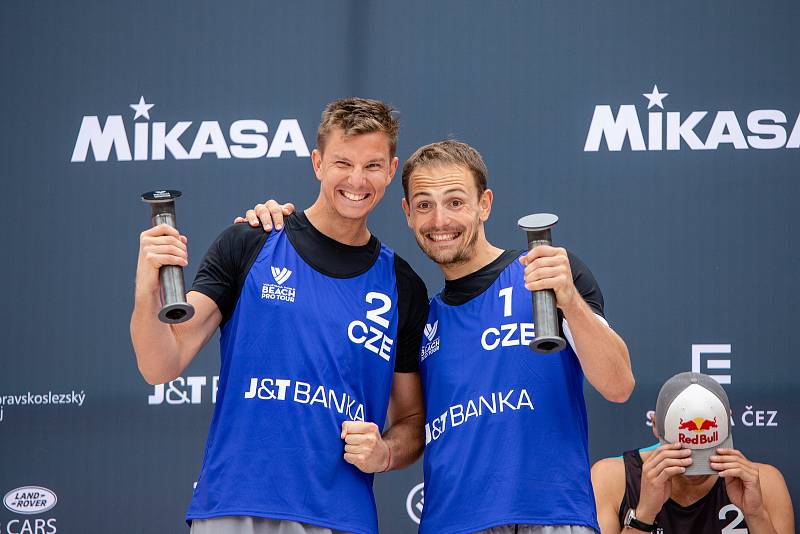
[311,148,323,182]
[651,412,659,439]
[386,156,399,185]
[479,188,493,222]
[401,197,412,228]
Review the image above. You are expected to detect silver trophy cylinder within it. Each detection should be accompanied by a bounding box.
[518,213,566,354]
[142,190,195,324]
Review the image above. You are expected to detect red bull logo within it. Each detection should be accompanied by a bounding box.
[677,416,719,445]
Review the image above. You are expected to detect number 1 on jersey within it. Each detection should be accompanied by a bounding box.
[499,287,513,317]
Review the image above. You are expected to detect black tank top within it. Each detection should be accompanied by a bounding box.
[618,449,750,533]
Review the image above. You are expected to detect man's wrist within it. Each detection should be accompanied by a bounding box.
[557,287,588,318]
[633,505,658,525]
[134,273,161,300]
[380,439,392,472]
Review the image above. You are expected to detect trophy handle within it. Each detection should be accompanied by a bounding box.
[142,190,195,324]
[518,214,567,354]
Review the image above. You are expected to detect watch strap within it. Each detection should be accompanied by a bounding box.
[625,508,657,532]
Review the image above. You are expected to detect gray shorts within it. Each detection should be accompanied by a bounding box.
[189,517,349,534]
[476,526,597,534]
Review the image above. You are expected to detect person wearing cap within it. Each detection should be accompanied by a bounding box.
[591,372,794,533]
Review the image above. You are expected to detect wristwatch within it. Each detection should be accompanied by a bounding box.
[623,508,657,532]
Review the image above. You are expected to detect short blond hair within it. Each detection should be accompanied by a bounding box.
[317,97,399,157]
[402,140,488,199]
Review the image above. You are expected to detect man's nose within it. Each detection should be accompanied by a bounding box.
[347,166,368,189]
[431,205,451,227]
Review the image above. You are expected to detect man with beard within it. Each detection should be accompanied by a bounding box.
[241,140,634,533]
[131,98,428,534]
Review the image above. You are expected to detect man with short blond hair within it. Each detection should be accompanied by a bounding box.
[131,97,428,534]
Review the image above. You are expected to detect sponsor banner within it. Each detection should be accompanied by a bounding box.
[148,376,218,405]
[645,406,779,429]
[0,391,86,424]
[2,486,58,534]
[71,97,310,163]
[584,85,800,152]
[405,482,424,525]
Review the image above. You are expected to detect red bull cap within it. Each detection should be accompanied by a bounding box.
[655,372,733,476]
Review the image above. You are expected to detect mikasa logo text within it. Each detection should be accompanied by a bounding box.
[584,85,800,151]
[71,96,310,162]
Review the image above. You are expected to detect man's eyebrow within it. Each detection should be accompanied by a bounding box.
[411,187,468,200]
[442,187,468,195]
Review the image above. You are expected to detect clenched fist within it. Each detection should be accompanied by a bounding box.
[341,421,391,474]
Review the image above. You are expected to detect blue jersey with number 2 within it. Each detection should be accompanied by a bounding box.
[187,229,399,534]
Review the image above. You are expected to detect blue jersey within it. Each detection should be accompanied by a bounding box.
[418,256,599,534]
[187,228,400,534]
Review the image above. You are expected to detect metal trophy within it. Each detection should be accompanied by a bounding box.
[141,190,195,324]
[518,213,566,354]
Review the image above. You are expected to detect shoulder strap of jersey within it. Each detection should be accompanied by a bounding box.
[618,450,644,524]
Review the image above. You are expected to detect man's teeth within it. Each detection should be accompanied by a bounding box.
[341,191,368,201]
[429,233,460,242]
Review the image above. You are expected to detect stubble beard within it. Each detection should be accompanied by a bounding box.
[415,222,479,268]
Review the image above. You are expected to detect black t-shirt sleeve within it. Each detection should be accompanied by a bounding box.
[190,223,269,324]
[393,255,429,373]
[568,250,605,319]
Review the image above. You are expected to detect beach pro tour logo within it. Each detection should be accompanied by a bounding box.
[262,266,296,303]
[4,486,57,514]
[420,320,440,362]
[585,84,800,151]
[71,96,310,162]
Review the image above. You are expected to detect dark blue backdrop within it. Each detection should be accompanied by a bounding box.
[1,1,797,532]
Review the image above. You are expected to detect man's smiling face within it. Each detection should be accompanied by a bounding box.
[313,127,398,222]
[402,164,490,267]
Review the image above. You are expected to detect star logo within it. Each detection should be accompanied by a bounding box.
[130,96,154,120]
[642,85,669,110]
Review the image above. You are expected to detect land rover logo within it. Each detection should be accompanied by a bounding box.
[3,486,57,514]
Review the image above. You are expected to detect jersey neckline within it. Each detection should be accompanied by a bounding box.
[439,249,523,306]
[284,211,382,279]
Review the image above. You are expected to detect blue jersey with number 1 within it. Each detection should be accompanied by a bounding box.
[418,257,598,534]
[187,229,399,534]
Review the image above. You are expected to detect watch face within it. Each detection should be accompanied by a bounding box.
[624,508,635,525]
